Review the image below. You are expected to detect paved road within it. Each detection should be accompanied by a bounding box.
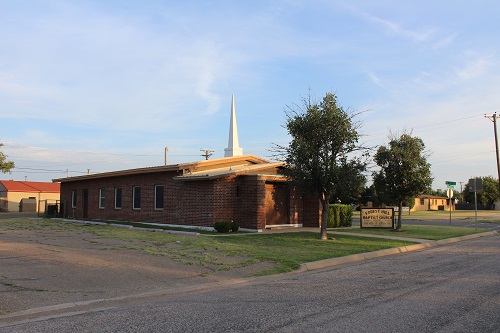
[2,234,498,332]
[404,219,500,230]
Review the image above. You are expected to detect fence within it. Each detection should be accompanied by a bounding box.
[38,199,61,217]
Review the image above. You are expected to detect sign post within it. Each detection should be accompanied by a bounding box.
[468,178,482,230]
[445,181,456,226]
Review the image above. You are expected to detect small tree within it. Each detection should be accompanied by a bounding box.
[275,92,367,240]
[373,132,433,231]
[0,143,15,173]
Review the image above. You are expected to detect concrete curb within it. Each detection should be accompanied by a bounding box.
[300,230,498,272]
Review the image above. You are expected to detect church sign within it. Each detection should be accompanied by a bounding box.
[360,208,395,229]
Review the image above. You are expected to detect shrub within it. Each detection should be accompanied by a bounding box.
[214,220,239,233]
[327,204,353,228]
[230,220,240,232]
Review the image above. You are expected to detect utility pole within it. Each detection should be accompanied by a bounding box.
[164,147,169,166]
[200,149,214,160]
[485,113,500,192]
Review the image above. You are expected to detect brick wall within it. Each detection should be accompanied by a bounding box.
[238,175,266,229]
[60,170,320,230]
[60,172,244,227]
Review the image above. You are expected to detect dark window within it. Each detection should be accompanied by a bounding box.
[133,186,141,210]
[71,190,77,208]
[115,187,122,209]
[154,185,164,210]
[99,188,105,208]
[420,199,425,205]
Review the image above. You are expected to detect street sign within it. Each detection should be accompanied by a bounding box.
[468,178,483,192]
[445,181,457,185]
[447,188,454,198]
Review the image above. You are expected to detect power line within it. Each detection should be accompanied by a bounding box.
[430,150,494,164]
[2,143,202,158]
[363,113,485,140]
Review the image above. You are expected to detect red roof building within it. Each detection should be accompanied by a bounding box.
[0,180,60,212]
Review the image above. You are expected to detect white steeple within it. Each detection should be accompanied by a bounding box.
[224,94,244,157]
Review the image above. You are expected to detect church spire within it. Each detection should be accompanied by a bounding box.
[224,94,244,157]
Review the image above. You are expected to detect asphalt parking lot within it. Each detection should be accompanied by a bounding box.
[0,217,272,315]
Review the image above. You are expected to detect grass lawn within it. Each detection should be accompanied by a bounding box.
[335,224,491,240]
[208,232,416,275]
[0,217,416,276]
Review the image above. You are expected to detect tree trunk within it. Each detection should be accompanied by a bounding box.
[319,192,329,240]
[396,201,403,231]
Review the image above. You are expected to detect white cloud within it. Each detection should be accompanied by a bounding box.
[366,71,386,89]
[455,53,492,81]
[362,13,435,42]
[432,33,457,50]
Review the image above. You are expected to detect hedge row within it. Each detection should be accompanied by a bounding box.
[327,204,353,228]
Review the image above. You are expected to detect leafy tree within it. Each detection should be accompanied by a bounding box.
[330,164,366,205]
[429,188,448,197]
[373,132,433,231]
[463,176,499,209]
[275,92,367,240]
[0,143,15,173]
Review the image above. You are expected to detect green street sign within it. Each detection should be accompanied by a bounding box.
[445,181,456,186]
[447,185,455,189]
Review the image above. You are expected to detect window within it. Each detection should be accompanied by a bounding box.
[99,188,105,208]
[154,185,164,210]
[71,190,77,208]
[420,198,424,205]
[133,186,141,209]
[115,187,122,209]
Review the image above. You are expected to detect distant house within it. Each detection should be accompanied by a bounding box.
[412,195,454,211]
[53,155,320,231]
[0,180,61,213]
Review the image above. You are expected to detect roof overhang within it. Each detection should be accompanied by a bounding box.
[53,155,277,183]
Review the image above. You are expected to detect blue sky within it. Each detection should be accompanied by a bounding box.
[1,0,499,192]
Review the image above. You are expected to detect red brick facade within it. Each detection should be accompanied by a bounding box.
[56,156,320,230]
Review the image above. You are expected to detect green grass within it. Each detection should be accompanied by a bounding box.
[335,224,490,240]
[209,232,416,275]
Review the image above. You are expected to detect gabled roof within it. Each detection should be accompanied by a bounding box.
[0,180,60,193]
[53,155,277,183]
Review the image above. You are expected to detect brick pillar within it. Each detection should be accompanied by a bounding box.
[238,175,266,230]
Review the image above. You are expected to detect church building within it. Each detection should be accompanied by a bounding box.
[54,96,320,231]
